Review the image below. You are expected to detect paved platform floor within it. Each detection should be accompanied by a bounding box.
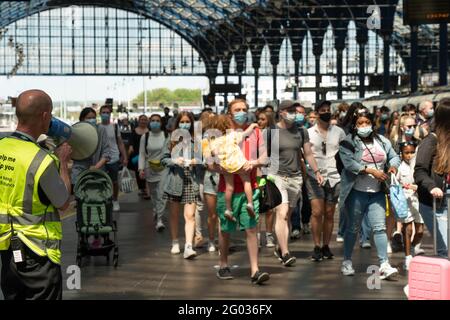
[3,192,425,300]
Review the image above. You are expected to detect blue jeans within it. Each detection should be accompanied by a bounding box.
[344,190,388,264]
[419,200,449,257]
[338,204,372,244]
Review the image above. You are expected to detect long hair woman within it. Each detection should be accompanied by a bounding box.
[161,111,203,259]
[129,114,149,198]
[415,98,450,257]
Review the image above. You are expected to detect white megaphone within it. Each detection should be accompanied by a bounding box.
[46,117,99,161]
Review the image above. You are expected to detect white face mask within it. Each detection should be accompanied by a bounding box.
[282,112,296,124]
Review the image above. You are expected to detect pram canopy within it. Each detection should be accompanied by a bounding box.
[74,169,113,203]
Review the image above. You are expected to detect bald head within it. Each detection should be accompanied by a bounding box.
[16,89,52,125]
[419,100,433,112]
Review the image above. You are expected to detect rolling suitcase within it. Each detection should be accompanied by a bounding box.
[408,192,450,300]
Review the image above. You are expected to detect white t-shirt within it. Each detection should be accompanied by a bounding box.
[353,139,387,193]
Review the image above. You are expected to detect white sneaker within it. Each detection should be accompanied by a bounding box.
[404,255,413,271]
[336,235,344,243]
[113,201,120,212]
[291,229,301,239]
[360,241,371,249]
[266,233,276,248]
[155,219,165,232]
[403,284,409,298]
[184,243,197,259]
[208,241,216,252]
[171,241,180,254]
[413,243,425,256]
[387,242,392,254]
[341,260,355,276]
[379,261,398,280]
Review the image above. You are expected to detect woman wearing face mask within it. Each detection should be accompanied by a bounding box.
[375,106,391,137]
[336,103,349,127]
[306,111,318,129]
[138,114,170,232]
[338,106,400,279]
[391,115,418,155]
[161,112,203,259]
[256,111,276,248]
[71,107,112,189]
[128,115,149,198]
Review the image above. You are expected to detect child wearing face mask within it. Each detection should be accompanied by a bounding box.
[203,114,258,221]
[396,142,425,270]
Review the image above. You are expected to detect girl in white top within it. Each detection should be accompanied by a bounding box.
[396,141,425,270]
[138,114,170,231]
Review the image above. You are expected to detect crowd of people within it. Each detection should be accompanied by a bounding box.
[70,97,450,286]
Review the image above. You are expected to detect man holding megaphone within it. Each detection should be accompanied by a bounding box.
[0,89,72,300]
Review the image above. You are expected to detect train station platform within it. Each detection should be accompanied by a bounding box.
[2,192,418,300]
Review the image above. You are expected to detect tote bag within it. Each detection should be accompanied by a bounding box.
[389,174,409,220]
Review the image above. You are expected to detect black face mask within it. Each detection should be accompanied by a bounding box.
[319,112,332,123]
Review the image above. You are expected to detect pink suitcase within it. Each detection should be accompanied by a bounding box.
[408,195,450,300]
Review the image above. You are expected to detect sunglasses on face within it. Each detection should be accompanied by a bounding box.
[322,141,326,156]
[405,125,417,129]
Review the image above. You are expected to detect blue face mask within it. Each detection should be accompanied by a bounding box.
[405,128,415,137]
[179,123,191,130]
[427,110,434,119]
[357,126,373,138]
[150,122,161,130]
[233,112,248,125]
[294,114,305,125]
[381,113,389,122]
[101,114,111,124]
[86,118,97,126]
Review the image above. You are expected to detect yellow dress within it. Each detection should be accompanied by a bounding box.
[206,132,247,173]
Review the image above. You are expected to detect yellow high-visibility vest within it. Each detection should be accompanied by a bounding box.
[0,135,62,264]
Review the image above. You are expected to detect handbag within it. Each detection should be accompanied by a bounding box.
[258,128,282,212]
[119,167,137,193]
[389,174,409,220]
[259,176,282,213]
[361,138,390,194]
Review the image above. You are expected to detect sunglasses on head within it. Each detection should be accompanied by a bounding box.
[399,141,416,147]
[354,108,370,117]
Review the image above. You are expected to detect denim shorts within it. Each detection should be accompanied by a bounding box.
[203,171,219,196]
[306,178,340,204]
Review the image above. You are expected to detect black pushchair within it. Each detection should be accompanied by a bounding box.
[74,169,119,267]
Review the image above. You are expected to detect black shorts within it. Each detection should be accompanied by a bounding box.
[105,161,121,183]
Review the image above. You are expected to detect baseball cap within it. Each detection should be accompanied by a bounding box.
[279,100,300,111]
[315,100,332,112]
